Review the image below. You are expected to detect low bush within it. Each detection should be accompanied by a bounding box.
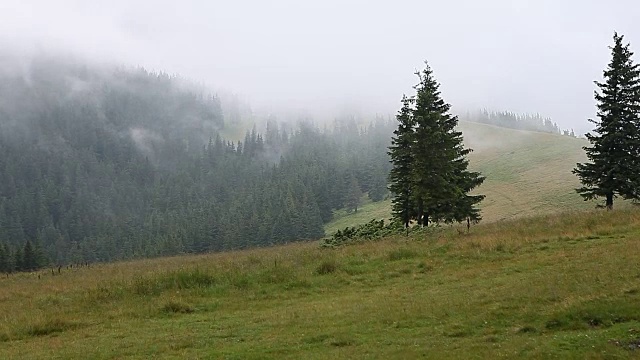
[320,219,405,247]
[321,219,439,247]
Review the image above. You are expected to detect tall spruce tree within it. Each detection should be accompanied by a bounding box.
[0,243,7,274]
[388,95,416,228]
[412,63,485,226]
[388,63,485,228]
[411,65,453,226]
[574,32,640,209]
[23,240,37,271]
[345,172,363,213]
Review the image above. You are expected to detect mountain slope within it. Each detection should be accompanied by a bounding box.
[326,121,594,234]
[462,121,591,220]
[1,208,639,358]
[0,53,396,266]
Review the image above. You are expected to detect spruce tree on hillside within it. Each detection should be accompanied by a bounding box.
[23,240,37,271]
[13,247,23,272]
[388,63,485,228]
[367,165,388,202]
[411,65,452,226]
[345,172,363,213]
[2,243,13,273]
[0,243,7,274]
[574,33,640,209]
[412,64,485,226]
[388,95,416,228]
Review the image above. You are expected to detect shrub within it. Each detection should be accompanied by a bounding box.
[320,219,407,247]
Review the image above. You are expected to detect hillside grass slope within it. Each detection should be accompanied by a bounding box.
[1,208,640,359]
[326,121,601,235]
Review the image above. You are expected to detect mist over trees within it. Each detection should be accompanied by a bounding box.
[0,53,393,271]
[389,64,485,228]
[574,33,640,210]
[1,45,613,273]
[461,109,568,135]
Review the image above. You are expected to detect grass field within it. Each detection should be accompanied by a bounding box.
[2,208,640,359]
[325,122,605,235]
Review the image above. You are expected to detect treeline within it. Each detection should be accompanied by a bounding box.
[0,241,48,274]
[461,109,575,136]
[0,54,393,271]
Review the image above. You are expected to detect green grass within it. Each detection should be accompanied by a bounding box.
[325,122,627,235]
[1,208,640,358]
[324,198,392,235]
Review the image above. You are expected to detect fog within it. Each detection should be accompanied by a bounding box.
[2,0,640,134]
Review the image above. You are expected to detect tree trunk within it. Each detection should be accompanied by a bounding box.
[417,199,424,227]
[424,212,429,228]
[606,192,613,210]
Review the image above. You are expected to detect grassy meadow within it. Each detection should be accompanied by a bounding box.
[325,121,597,235]
[2,208,640,359]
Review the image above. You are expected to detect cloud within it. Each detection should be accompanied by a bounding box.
[1,0,640,134]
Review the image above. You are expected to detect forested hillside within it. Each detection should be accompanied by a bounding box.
[0,54,391,269]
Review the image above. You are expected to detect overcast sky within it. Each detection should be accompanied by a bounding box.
[1,0,639,134]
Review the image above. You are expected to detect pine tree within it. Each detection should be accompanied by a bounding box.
[411,65,451,226]
[388,95,415,228]
[573,33,640,209]
[345,172,363,213]
[13,247,23,272]
[412,63,485,226]
[23,240,37,271]
[0,243,7,274]
[389,63,485,227]
[367,165,388,202]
